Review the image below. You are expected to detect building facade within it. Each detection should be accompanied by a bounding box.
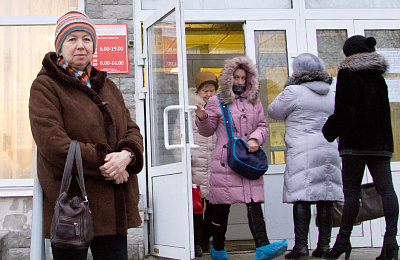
[0,0,400,259]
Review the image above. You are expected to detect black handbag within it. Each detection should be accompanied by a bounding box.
[50,140,94,249]
[332,182,384,227]
[218,95,269,180]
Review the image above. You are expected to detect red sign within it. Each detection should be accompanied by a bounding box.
[92,24,129,74]
[162,27,178,74]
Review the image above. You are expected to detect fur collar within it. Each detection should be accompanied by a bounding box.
[39,52,107,98]
[337,52,388,74]
[285,71,332,87]
[39,52,117,148]
[188,88,206,106]
[219,56,259,105]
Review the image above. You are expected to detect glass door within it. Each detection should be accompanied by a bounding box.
[143,1,195,259]
[354,19,400,247]
[245,20,298,249]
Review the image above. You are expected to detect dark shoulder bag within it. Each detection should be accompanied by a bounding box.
[218,95,269,180]
[50,140,94,249]
[331,182,384,227]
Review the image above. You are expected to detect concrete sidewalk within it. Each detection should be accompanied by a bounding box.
[195,247,382,260]
[146,247,384,259]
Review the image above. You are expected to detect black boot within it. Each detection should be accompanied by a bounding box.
[376,243,399,260]
[325,233,352,260]
[247,202,269,248]
[312,201,333,258]
[285,202,310,259]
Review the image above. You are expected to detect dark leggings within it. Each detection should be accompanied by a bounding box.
[339,155,399,245]
[211,201,269,250]
[52,234,128,260]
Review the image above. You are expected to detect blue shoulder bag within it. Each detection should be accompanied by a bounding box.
[218,95,268,180]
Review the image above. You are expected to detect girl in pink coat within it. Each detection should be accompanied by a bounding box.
[195,56,287,260]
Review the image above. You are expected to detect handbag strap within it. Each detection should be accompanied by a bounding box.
[217,94,234,140]
[74,140,88,200]
[59,140,77,193]
[59,140,88,201]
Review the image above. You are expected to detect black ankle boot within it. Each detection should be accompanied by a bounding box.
[312,201,333,258]
[285,248,308,259]
[325,242,352,260]
[312,246,329,258]
[285,202,311,259]
[195,244,203,257]
[376,244,399,260]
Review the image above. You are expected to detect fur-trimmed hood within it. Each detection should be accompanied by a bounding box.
[285,71,332,95]
[219,56,259,105]
[188,88,206,106]
[338,52,388,74]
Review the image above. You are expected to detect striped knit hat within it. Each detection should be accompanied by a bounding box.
[54,10,96,56]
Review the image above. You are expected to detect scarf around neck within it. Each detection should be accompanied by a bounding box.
[57,57,92,88]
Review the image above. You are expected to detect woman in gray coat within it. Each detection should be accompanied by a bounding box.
[268,53,343,259]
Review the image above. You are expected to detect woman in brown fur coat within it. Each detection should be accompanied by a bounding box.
[29,10,143,260]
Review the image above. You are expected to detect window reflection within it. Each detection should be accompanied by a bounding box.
[316,30,347,78]
[255,30,289,165]
[365,29,400,161]
[0,25,55,179]
[0,0,78,16]
[142,0,292,10]
[306,0,400,9]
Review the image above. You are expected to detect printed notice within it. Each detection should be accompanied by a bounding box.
[92,24,129,74]
[377,48,400,74]
[387,79,400,103]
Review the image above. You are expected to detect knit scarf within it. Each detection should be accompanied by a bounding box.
[57,57,92,88]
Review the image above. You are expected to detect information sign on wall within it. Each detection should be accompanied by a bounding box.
[92,24,129,74]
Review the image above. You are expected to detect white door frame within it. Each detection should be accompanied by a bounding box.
[141,1,195,259]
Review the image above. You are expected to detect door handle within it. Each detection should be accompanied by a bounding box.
[163,105,200,150]
[188,105,199,149]
[163,105,185,150]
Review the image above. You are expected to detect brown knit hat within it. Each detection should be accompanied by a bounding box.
[195,71,218,92]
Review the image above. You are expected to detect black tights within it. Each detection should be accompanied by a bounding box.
[211,201,269,250]
[338,155,399,245]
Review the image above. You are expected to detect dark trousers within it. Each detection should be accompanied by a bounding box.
[338,155,399,245]
[193,199,214,248]
[211,201,269,251]
[52,235,128,260]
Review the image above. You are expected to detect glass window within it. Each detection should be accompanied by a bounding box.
[0,0,78,16]
[365,29,400,161]
[305,0,400,9]
[0,25,55,179]
[148,17,182,166]
[186,23,244,55]
[185,23,244,89]
[142,0,292,10]
[316,29,348,78]
[0,2,77,179]
[254,30,289,165]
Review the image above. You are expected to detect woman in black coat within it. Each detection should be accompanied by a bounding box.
[323,35,399,260]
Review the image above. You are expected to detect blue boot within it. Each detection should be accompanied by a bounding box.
[210,246,228,260]
[255,239,288,260]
